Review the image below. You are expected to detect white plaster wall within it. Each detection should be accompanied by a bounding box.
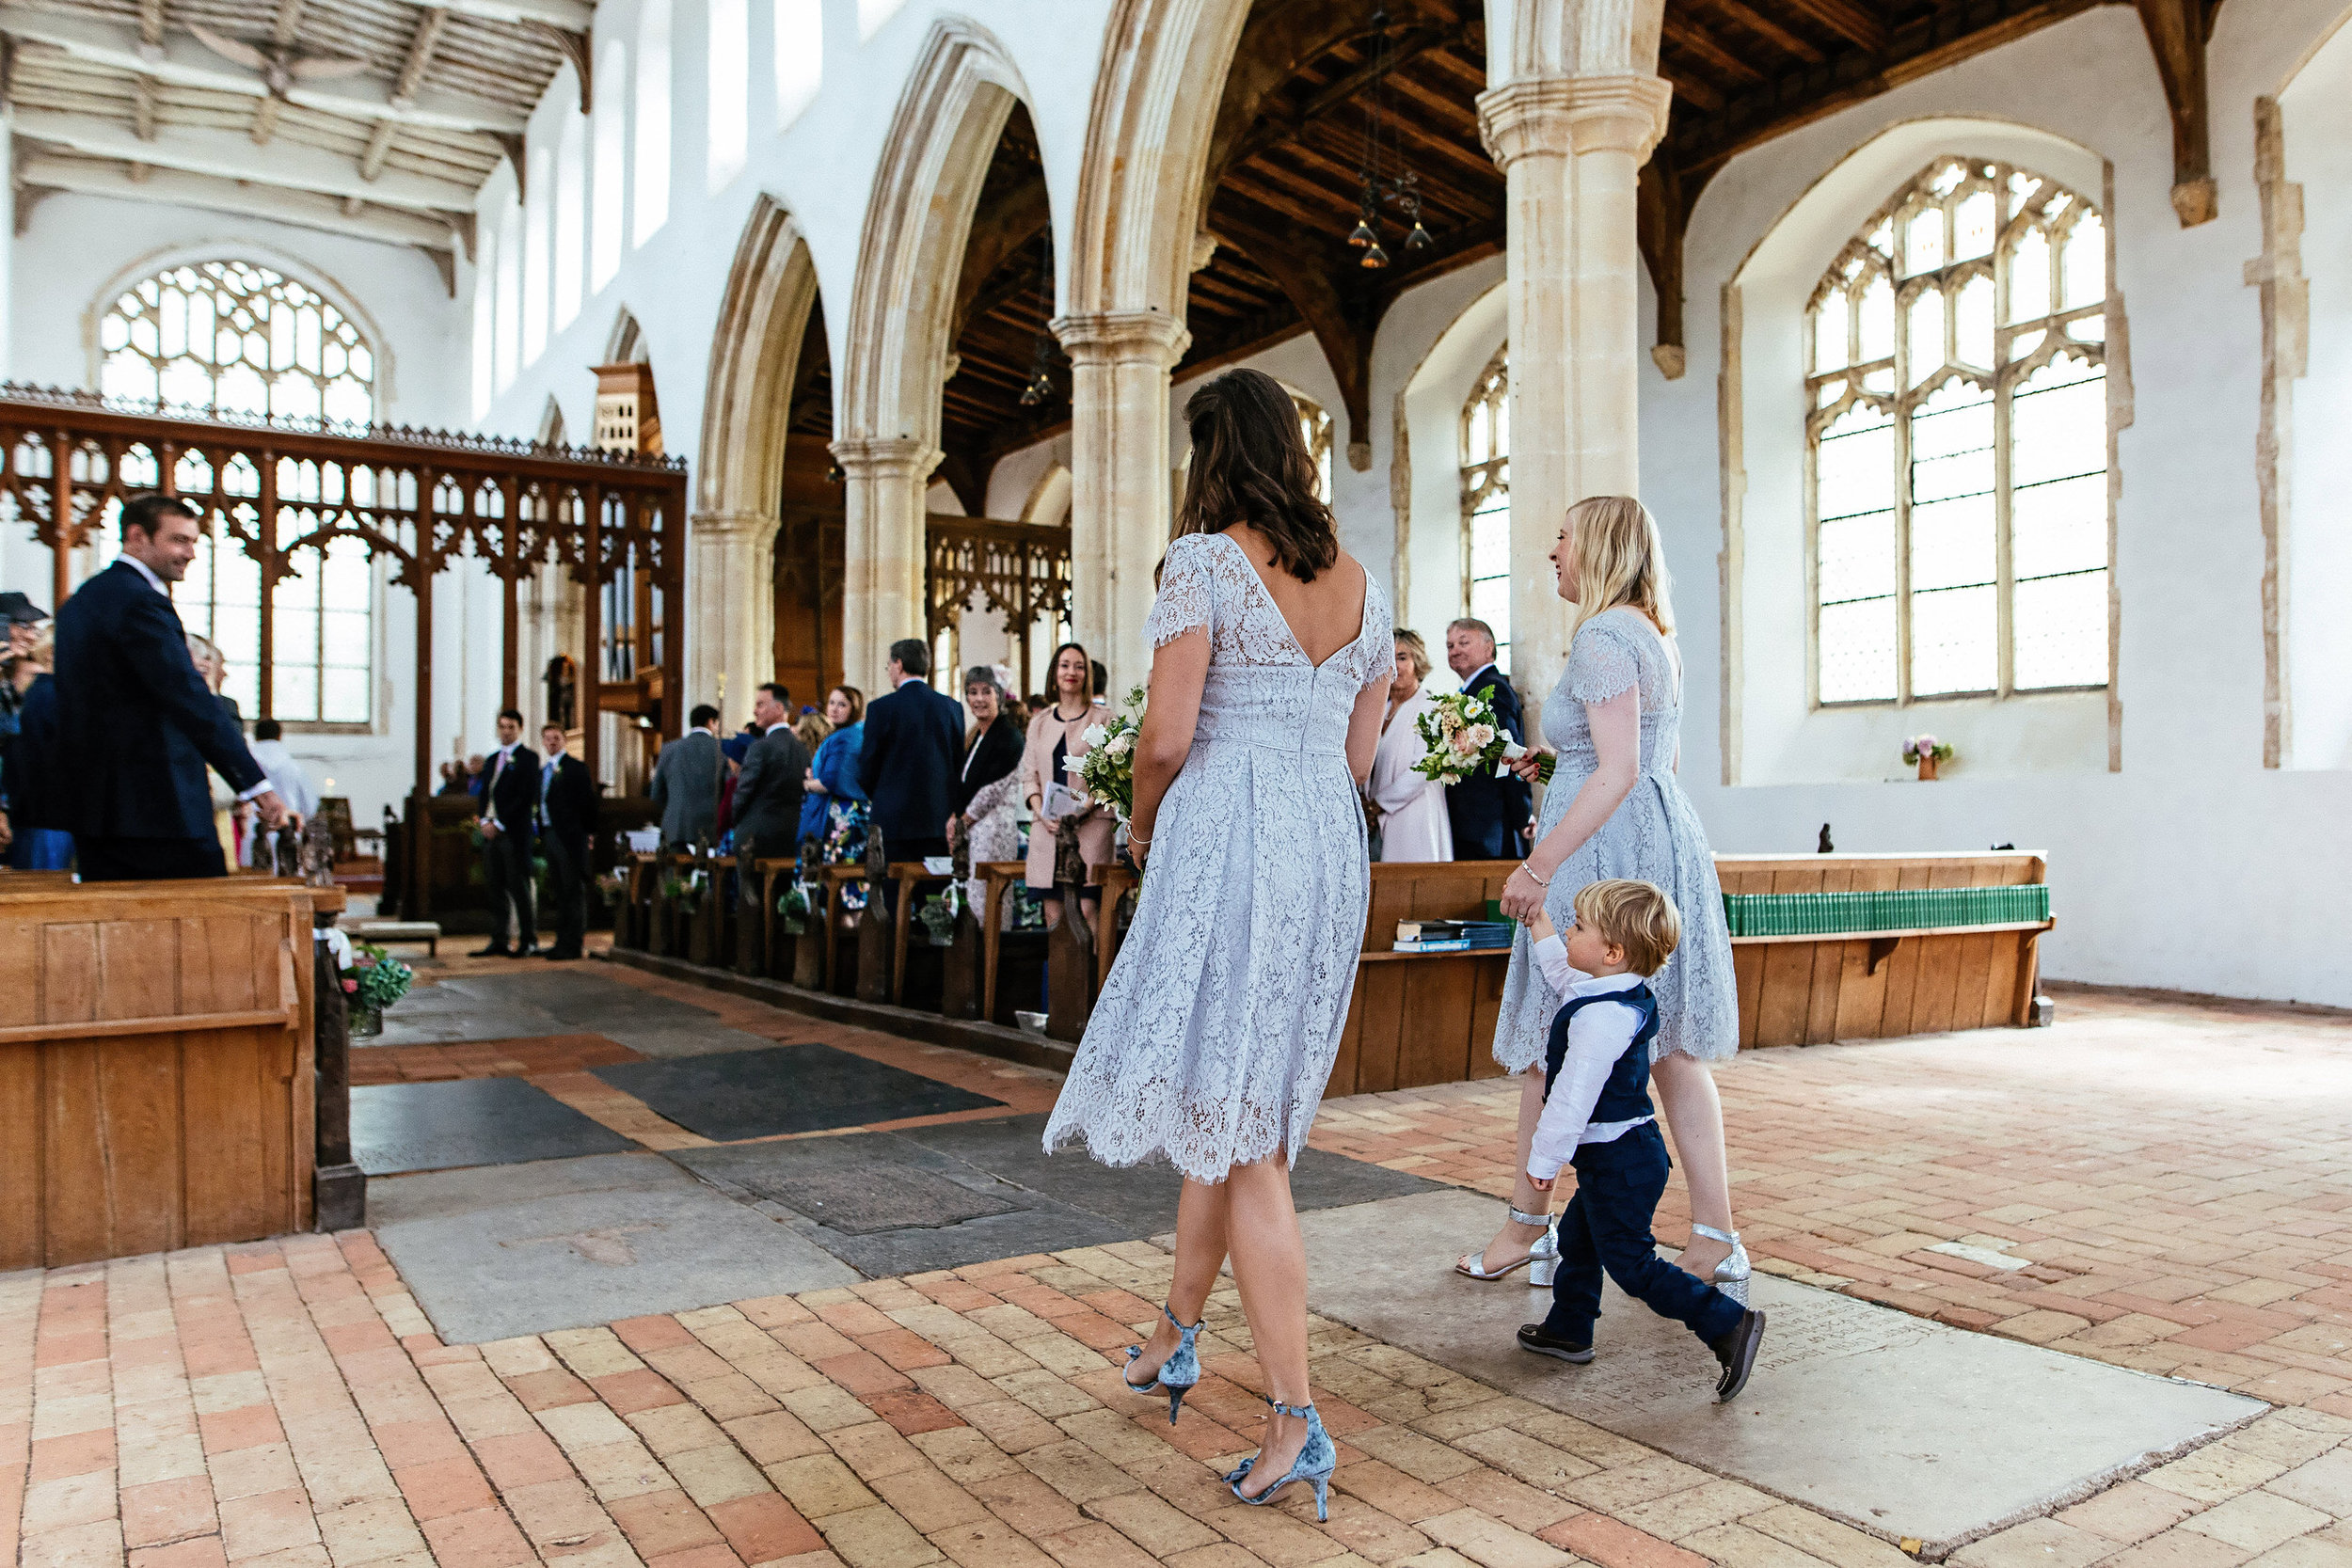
[2279,14,2352,772]
[1,191,502,828]
[1653,0,2352,1006]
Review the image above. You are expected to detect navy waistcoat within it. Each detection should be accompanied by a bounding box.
[1541,983,1661,1125]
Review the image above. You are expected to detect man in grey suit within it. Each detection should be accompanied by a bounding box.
[649,703,724,848]
[729,682,810,917]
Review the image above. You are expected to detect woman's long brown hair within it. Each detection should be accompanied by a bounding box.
[1173,367,1338,582]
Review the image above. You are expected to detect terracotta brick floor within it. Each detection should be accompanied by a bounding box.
[7,986,2352,1568]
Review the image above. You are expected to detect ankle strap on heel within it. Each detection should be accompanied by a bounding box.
[1261,1395,1315,1420]
[1507,1206,1552,1228]
[1690,1223,1740,1244]
[1163,1306,1202,1337]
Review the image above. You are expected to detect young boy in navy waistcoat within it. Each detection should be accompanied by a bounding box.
[1515,879,1768,1402]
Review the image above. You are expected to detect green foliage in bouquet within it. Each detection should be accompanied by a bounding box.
[776,880,813,935]
[1068,684,1146,824]
[342,942,414,1012]
[1413,689,1554,786]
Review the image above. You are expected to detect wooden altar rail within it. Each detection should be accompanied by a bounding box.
[0,385,690,919]
[0,877,326,1270]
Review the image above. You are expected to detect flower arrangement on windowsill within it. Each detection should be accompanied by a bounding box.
[1902,734,1956,782]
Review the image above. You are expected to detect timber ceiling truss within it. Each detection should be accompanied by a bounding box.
[0,0,590,285]
[942,0,2228,485]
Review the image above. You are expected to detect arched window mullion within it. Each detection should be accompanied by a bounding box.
[1457,346,1511,673]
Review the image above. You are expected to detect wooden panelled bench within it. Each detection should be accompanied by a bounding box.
[1,877,326,1269]
[1328,861,1518,1095]
[1718,851,2052,1048]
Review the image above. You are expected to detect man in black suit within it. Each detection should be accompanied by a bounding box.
[56,494,286,879]
[729,682,811,921]
[473,708,541,957]
[1443,618,1534,861]
[535,722,596,960]
[857,638,963,866]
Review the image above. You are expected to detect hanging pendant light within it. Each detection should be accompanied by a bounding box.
[1360,238,1390,269]
[1343,6,1434,263]
[1017,231,1056,407]
[1348,212,1377,248]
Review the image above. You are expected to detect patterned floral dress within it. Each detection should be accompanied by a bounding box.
[1042,531,1394,1181]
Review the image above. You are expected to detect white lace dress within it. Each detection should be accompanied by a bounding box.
[1042,531,1394,1181]
[1491,608,1739,1069]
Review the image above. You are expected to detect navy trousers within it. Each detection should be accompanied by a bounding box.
[1542,1122,1746,1347]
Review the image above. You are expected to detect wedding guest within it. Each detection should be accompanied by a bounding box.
[1019,642,1114,928]
[55,494,282,879]
[801,686,867,850]
[950,665,1024,920]
[858,639,962,866]
[186,633,244,864]
[243,719,319,871]
[472,708,540,958]
[1442,618,1531,859]
[731,683,812,924]
[437,758,472,796]
[650,703,724,848]
[1365,629,1453,863]
[2,619,71,869]
[536,722,596,959]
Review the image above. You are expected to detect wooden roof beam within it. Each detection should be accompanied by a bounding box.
[1772,0,1885,51]
[1702,0,1827,63]
[2136,0,2219,224]
[1214,212,1379,467]
[13,104,483,211]
[1661,15,1767,87]
[16,151,454,250]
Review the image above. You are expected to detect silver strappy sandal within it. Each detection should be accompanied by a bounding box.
[1691,1222,1751,1307]
[1457,1205,1557,1281]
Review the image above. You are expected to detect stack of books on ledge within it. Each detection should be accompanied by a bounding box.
[1392,919,1517,954]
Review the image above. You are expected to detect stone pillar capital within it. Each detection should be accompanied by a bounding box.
[827,436,941,482]
[1477,72,1672,167]
[1050,310,1191,369]
[689,509,775,538]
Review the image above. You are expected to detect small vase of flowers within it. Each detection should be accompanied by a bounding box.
[341,941,415,1037]
[1902,734,1955,781]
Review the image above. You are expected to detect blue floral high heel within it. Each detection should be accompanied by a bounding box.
[1224,1397,1336,1522]
[1121,1306,1202,1425]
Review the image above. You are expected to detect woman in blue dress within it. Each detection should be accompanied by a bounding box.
[802,686,869,897]
[1456,497,1747,1304]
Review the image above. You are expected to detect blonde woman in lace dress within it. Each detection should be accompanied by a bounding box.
[1456,497,1746,1301]
[1043,369,1391,1522]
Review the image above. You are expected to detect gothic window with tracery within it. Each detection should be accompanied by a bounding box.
[1460,348,1510,673]
[97,261,376,724]
[1294,394,1333,504]
[1808,157,2110,705]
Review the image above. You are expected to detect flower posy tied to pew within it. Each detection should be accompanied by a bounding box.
[1413,689,1555,786]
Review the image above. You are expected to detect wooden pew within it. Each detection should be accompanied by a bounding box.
[1717,850,2052,1047]
[1329,861,1518,1095]
[2,877,325,1269]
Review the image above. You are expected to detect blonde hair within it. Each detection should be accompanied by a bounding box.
[1564,496,1675,643]
[1572,879,1681,977]
[1393,628,1431,680]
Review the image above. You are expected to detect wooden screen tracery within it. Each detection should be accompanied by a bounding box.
[0,382,688,915]
[924,515,1073,697]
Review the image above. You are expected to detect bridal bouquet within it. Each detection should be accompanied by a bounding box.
[1413,689,1555,786]
[1067,684,1146,825]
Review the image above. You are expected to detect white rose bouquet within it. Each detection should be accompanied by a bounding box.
[1066,683,1146,825]
[1412,689,1555,786]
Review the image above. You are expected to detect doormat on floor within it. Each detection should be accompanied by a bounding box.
[590,1041,1005,1140]
[353,1076,639,1174]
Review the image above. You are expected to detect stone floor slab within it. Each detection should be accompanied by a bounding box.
[592,1043,1006,1140]
[352,1077,640,1174]
[1298,1188,2268,1556]
[368,1152,859,1342]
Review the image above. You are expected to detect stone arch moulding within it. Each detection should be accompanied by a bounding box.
[82,239,401,411]
[1718,114,2124,788]
[834,14,1036,687]
[1020,463,1073,527]
[603,307,649,364]
[688,194,822,707]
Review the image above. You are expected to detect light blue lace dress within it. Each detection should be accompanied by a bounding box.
[1491,608,1738,1069]
[1043,531,1394,1181]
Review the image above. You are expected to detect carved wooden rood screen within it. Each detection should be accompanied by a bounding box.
[0,385,689,915]
[923,515,1073,694]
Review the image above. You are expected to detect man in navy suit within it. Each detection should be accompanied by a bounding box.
[535,721,596,960]
[1443,618,1533,861]
[473,708,541,956]
[857,638,963,866]
[56,494,285,880]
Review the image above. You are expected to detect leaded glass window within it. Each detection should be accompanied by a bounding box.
[1807,158,2109,704]
[1460,348,1510,674]
[96,261,377,724]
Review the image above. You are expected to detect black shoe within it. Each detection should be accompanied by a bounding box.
[508,944,540,958]
[1516,1323,1595,1363]
[1708,1309,1767,1402]
[541,948,582,961]
[470,943,511,958]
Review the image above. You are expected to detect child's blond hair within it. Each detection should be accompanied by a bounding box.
[1573,879,1680,977]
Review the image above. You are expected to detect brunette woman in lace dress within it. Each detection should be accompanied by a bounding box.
[1042,369,1392,1522]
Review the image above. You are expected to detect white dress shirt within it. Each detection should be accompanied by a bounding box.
[1525,942,1657,1181]
[120,553,169,595]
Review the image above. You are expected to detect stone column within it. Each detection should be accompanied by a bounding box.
[1053,310,1189,690]
[686,509,775,723]
[1476,72,1670,691]
[829,436,938,692]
